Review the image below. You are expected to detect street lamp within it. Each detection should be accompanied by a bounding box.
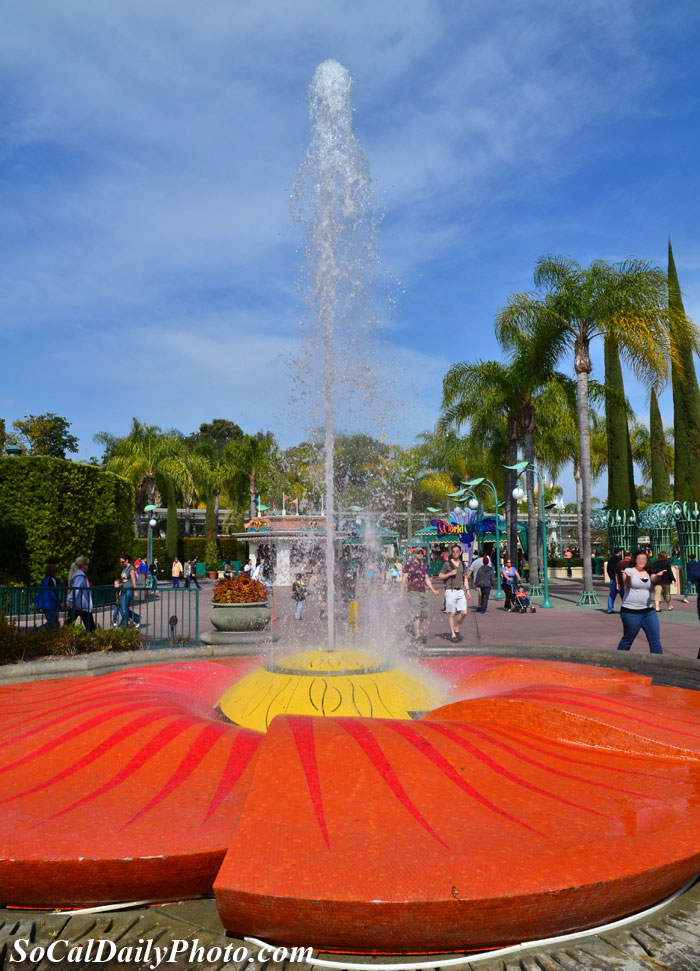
[463,477,504,601]
[504,461,553,609]
[145,504,157,567]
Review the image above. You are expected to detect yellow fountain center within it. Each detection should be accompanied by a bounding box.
[218,649,443,733]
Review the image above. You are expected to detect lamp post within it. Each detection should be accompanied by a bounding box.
[463,477,504,601]
[504,460,553,609]
[144,504,157,567]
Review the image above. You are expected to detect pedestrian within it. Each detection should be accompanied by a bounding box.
[244,559,253,575]
[252,558,264,582]
[605,548,623,614]
[149,557,159,591]
[652,551,674,612]
[292,573,307,620]
[137,555,150,591]
[72,556,96,631]
[501,558,521,611]
[468,550,486,609]
[111,580,122,628]
[687,556,700,618]
[189,557,201,590]
[118,555,140,629]
[36,562,61,629]
[616,550,664,655]
[223,560,233,580]
[438,543,471,643]
[171,557,183,588]
[683,554,698,602]
[474,555,496,614]
[402,548,439,643]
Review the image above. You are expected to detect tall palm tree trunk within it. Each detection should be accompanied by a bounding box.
[524,419,538,586]
[249,473,257,520]
[574,460,583,551]
[406,484,413,541]
[184,505,192,537]
[575,341,594,594]
[507,417,518,559]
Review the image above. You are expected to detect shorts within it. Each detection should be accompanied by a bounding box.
[445,589,467,613]
[407,590,430,619]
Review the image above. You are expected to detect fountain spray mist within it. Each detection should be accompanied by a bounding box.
[293,59,384,649]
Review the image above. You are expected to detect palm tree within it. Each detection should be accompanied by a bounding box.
[496,256,672,600]
[443,323,564,586]
[97,419,193,557]
[226,433,278,520]
[441,360,520,561]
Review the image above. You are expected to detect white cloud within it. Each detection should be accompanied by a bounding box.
[0,0,698,474]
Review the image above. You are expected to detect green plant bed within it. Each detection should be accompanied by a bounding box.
[547,557,584,569]
[0,613,143,665]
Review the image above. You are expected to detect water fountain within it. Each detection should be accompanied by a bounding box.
[292,59,383,651]
[3,60,700,965]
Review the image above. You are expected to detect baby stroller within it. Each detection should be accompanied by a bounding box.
[513,587,536,613]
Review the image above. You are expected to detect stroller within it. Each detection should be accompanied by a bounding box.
[512,586,536,614]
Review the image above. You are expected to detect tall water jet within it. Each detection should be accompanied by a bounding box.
[293,59,384,648]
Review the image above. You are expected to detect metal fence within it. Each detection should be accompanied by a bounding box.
[0,584,200,647]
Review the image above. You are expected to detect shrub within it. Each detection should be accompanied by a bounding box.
[204,540,220,571]
[0,613,143,665]
[0,456,133,584]
[212,576,268,604]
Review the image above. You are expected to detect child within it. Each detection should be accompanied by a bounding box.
[515,586,534,611]
[292,573,307,620]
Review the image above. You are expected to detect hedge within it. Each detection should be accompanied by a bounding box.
[0,456,134,585]
[131,535,248,568]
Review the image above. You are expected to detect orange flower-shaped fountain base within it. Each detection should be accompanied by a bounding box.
[3,653,700,952]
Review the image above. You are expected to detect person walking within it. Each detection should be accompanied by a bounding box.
[474,555,496,614]
[72,556,96,631]
[36,562,61,629]
[439,544,471,643]
[606,548,623,613]
[188,557,201,590]
[137,556,150,592]
[292,573,307,620]
[652,551,674,611]
[617,550,664,655]
[149,557,159,591]
[467,550,486,609]
[402,548,439,642]
[501,558,521,611]
[682,554,698,603]
[118,555,140,629]
[171,557,183,588]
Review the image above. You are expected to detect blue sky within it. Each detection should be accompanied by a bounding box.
[1,0,699,501]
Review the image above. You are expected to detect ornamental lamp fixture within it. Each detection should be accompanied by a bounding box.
[512,487,525,501]
[468,498,479,511]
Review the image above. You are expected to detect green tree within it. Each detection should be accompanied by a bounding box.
[441,361,520,559]
[443,325,564,585]
[603,337,637,513]
[650,388,672,501]
[668,241,700,500]
[96,420,193,554]
[0,419,6,453]
[227,432,278,519]
[13,413,79,458]
[497,255,672,599]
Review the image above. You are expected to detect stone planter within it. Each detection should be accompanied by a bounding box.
[210,601,271,632]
